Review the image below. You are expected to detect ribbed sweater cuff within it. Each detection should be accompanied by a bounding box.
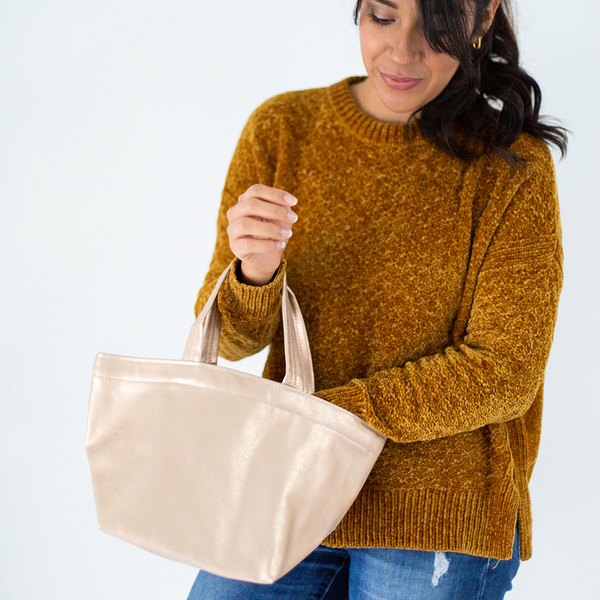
[314,380,368,420]
[218,257,287,319]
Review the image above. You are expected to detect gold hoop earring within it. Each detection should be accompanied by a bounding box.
[472,36,482,50]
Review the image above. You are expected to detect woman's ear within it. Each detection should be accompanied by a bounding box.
[477,0,502,37]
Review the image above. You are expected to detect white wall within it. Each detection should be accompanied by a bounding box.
[0,0,598,598]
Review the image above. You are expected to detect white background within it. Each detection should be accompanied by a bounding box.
[1,0,598,598]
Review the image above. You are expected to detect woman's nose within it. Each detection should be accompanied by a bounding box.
[388,26,424,63]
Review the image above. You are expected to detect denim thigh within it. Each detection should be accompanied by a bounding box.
[186,546,349,600]
[187,528,520,600]
[346,527,520,600]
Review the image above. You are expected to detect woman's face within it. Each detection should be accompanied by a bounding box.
[356,0,475,123]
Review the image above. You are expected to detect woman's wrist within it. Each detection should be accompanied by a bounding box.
[238,261,277,286]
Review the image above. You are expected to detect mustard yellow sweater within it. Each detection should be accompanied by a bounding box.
[195,76,563,561]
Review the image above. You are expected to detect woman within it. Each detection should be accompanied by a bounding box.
[187,0,568,597]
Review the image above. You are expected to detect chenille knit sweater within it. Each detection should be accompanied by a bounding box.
[194,75,563,561]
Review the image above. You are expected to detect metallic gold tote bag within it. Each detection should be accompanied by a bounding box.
[86,262,386,584]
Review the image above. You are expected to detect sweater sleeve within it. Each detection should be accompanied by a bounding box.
[194,99,286,361]
[314,145,564,443]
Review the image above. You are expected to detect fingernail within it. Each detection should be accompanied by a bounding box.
[284,194,298,206]
[281,228,293,238]
[287,212,298,223]
[277,241,287,250]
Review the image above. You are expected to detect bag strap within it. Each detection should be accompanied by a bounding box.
[182,262,315,395]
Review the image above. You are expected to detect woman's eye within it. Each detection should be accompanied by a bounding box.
[367,11,394,26]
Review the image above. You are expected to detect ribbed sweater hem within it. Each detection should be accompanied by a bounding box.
[322,487,522,561]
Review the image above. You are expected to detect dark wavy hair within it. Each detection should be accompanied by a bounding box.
[353,0,569,170]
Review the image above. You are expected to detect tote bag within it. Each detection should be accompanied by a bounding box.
[86,262,386,584]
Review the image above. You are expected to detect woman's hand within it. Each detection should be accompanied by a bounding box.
[227,184,298,286]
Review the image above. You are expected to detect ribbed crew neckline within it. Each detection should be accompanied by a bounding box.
[328,75,424,145]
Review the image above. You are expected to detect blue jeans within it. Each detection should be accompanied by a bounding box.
[187,527,520,599]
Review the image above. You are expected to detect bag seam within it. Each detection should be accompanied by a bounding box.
[93,373,382,453]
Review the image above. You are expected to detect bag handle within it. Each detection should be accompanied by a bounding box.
[183,262,315,395]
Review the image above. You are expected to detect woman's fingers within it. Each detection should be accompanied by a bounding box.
[228,216,293,243]
[226,184,299,284]
[241,184,297,208]
[235,237,288,261]
[228,189,298,228]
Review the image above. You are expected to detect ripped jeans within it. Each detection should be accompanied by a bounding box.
[187,527,520,600]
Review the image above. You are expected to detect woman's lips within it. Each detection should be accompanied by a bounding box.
[380,71,422,91]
